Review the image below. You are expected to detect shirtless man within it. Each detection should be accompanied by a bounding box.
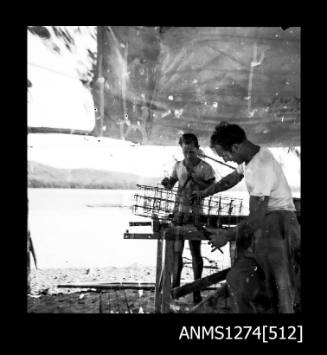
[162,133,215,304]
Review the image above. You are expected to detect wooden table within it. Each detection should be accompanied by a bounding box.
[124,216,246,313]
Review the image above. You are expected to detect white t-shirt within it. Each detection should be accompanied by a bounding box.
[171,159,215,213]
[236,147,295,212]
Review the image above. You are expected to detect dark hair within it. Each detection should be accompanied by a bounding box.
[178,133,199,148]
[210,122,246,151]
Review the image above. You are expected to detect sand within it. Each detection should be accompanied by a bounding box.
[27,264,231,313]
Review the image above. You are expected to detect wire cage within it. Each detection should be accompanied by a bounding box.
[132,184,246,223]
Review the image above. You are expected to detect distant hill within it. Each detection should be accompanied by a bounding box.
[28,161,161,189]
[28,160,300,194]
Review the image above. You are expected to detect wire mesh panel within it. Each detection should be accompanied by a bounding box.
[132,184,246,222]
[133,185,177,219]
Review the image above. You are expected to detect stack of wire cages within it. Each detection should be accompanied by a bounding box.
[132,184,246,224]
[132,184,177,220]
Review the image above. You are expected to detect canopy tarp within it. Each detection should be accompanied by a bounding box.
[92,26,300,147]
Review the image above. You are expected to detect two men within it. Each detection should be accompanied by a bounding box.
[161,133,215,304]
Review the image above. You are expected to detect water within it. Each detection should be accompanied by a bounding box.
[27,188,299,269]
[28,188,156,268]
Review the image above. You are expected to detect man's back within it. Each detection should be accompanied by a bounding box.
[237,147,295,211]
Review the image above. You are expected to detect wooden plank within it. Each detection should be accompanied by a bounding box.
[57,283,217,291]
[129,221,152,226]
[58,283,156,290]
[171,268,230,299]
[123,231,206,240]
[123,232,161,239]
[28,127,91,135]
[154,238,163,313]
[161,238,174,313]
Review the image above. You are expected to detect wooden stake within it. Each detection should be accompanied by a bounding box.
[154,237,163,313]
[161,237,174,313]
[27,230,31,294]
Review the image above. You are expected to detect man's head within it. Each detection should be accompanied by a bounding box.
[210,122,247,164]
[179,133,200,165]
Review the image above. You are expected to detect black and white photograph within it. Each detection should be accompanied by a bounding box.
[27,26,301,321]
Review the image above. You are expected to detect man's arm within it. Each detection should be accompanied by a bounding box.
[207,195,269,250]
[162,162,179,189]
[191,176,215,190]
[200,170,244,198]
[161,176,178,189]
[232,195,269,239]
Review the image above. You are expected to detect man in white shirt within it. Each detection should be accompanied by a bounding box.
[162,133,216,304]
[193,122,301,313]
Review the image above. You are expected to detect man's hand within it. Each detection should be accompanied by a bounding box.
[161,177,171,189]
[204,228,230,251]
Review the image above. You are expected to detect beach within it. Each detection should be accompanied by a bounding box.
[28,264,230,313]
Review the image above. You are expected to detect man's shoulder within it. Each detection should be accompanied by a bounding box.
[259,147,275,160]
[173,160,184,171]
[254,147,276,167]
[250,148,278,176]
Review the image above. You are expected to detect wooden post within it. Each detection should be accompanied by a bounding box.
[154,237,163,312]
[161,233,174,313]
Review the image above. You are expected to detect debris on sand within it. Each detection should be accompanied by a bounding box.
[27,265,228,313]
